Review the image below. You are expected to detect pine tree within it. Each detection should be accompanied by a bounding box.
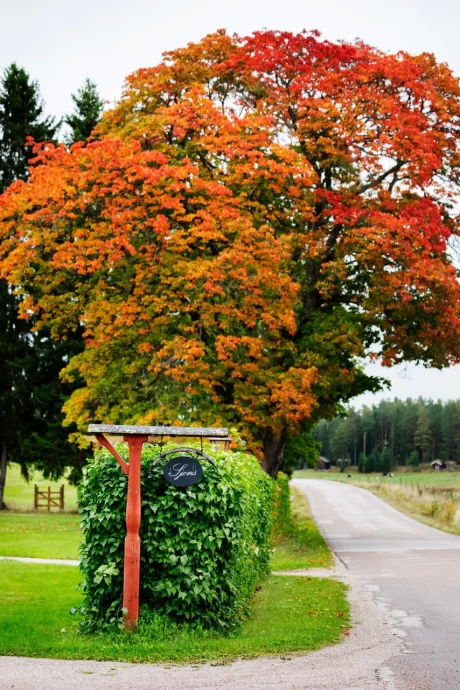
[0,63,58,189]
[0,65,86,508]
[65,78,103,144]
[358,452,366,473]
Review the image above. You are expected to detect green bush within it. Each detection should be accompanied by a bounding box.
[272,472,291,536]
[381,447,392,474]
[77,444,274,633]
[282,431,321,475]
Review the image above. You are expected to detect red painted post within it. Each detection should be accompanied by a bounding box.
[123,434,147,629]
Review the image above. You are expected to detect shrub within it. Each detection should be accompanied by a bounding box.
[443,501,456,524]
[364,453,375,473]
[77,444,274,633]
[380,448,392,474]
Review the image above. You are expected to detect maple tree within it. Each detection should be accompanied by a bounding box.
[1,30,460,477]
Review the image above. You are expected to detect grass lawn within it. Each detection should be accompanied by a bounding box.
[270,485,332,571]
[0,561,349,662]
[0,513,81,559]
[3,463,79,512]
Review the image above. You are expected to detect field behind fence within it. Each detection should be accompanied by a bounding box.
[4,464,79,512]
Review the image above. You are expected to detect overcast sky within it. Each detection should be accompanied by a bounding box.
[1,0,460,409]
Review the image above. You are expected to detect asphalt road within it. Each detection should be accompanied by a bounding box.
[293,479,460,690]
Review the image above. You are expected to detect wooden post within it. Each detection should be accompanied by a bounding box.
[60,485,64,511]
[34,485,38,511]
[47,486,51,512]
[122,434,147,629]
[89,424,229,630]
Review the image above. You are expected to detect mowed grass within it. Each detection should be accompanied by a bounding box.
[270,485,332,571]
[0,561,350,662]
[0,513,81,559]
[3,463,79,512]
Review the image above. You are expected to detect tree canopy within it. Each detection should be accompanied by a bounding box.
[1,31,460,476]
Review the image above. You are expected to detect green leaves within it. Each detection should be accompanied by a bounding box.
[77,443,274,632]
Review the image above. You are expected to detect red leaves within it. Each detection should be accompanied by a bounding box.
[1,29,460,450]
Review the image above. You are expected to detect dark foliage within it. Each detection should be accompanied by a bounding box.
[65,78,103,144]
[314,397,460,467]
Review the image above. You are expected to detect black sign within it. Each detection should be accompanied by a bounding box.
[163,456,203,487]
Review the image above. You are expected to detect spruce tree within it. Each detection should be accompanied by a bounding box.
[0,63,58,189]
[0,64,86,508]
[65,78,103,144]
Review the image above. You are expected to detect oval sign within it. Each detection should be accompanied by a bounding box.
[163,456,203,487]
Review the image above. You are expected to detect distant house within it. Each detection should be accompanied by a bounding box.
[431,460,446,471]
[316,456,331,470]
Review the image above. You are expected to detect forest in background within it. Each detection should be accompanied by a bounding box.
[312,398,460,469]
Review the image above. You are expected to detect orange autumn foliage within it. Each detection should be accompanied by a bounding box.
[1,30,460,475]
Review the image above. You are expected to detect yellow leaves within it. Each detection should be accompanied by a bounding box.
[2,29,460,453]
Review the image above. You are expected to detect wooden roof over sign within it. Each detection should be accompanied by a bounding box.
[88,424,229,438]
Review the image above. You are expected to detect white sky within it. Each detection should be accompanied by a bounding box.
[1,0,460,408]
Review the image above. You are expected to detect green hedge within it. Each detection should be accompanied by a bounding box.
[272,472,291,536]
[77,444,274,632]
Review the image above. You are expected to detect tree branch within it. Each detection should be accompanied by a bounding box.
[354,160,405,195]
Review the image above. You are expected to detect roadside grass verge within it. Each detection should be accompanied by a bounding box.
[293,468,460,489]
[270,485,332,570]
[362,482,460,536]
[0,561,349,662]
[0,513,81,559]
[293,469,460,536]
[3,463,79,512]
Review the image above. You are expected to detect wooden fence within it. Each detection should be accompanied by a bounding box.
[34,485,64,511]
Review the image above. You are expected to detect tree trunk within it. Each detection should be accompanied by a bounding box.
[0,442,7,510]
[262,427,287,478]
